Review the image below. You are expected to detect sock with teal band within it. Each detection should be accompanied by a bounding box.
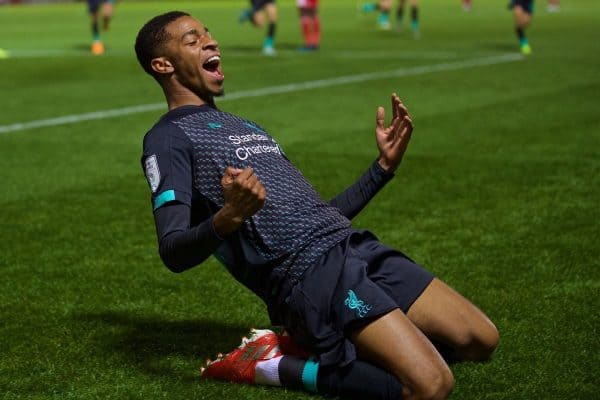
[302,360,319,392]
[275,357,320,393]
[317,360,404,399]
[278,356,404,399]
[92,21,100,41]
[410,6,419,31]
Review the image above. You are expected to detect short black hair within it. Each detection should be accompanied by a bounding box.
[134,11,190,79]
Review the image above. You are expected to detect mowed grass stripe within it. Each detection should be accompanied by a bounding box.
[0,53,521,134]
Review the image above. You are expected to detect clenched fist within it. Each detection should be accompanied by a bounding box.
[213,167,267,237]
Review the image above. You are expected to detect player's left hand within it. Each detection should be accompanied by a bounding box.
[375,93,413,173]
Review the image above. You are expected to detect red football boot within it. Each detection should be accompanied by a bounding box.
[201,329,282,384]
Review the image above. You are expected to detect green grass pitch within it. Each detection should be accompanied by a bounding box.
[0,0,598,398]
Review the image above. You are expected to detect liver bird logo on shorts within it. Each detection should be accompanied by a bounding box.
[344,289,372,318]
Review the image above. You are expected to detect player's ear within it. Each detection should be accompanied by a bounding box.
[151,57,174,75]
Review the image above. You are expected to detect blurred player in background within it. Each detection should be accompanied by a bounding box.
[510,0,533,55]
[397,0,420,38]
[87,0,115,55]
[239,0,278,56]
[361,0,393,30]
[462,0,472,12]
[297,0,320,51]
[547,0,560,12]
[362,0,420,37]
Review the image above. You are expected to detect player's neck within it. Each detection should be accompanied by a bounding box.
[163,82,212,110]
[165,92,209,110]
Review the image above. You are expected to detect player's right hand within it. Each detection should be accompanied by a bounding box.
[215,167,267,235]
[375,93,414,173]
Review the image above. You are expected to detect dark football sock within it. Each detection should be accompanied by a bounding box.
[278,356,316,391]
[317,360,404,400]
[267,22,276,40]
[396,6,404,21]
[411,5,418,23]
[92,20,100,40]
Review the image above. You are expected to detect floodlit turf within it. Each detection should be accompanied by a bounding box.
[0,0,598,398]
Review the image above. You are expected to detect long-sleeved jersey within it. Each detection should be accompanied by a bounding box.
[141,104,394,305]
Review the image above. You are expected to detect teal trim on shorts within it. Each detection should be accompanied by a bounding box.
[153,189,175,210]
[301,360,319,393]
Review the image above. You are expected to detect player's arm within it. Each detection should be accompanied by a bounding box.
[329,93,413,219]
[152,166,266,273]
[328,160,394,220]
[154,203,222,272]
[142,124,244,273]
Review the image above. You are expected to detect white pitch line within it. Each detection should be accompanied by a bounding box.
[0,53,522,134]
[330,50,459,60]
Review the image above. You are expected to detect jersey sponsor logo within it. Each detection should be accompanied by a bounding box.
[235,143,282,161]
[228,133,283,161]
[344,289,372,318]
[227,133,270,145]
[144,155,161,193]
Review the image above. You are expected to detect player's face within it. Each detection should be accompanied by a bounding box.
[163,16,224,99]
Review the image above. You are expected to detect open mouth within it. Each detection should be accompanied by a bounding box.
[203,55,224,79]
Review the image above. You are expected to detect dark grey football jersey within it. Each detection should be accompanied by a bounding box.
[143,105,351,282]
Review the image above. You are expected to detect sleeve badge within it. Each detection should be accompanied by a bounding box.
[144,155,161,193]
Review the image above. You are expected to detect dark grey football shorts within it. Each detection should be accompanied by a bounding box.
[280,230,434,367]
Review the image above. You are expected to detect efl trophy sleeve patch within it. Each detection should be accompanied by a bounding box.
[144,155,161,193]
